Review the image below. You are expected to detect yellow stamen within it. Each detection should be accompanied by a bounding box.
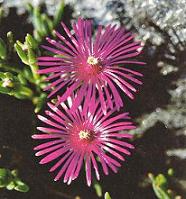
[87,56,99,65]
[79,130,90,140]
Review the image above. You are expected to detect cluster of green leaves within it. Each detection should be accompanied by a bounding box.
[0,1,65,113]
[0,168,29,192]
[0,31,46,112]
[27,1,65,42]
[0,2,66,194]
[148,169,182,199]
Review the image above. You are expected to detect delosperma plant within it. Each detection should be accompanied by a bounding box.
[32,18,144,186]
[0,2,184,199]
[32,96,135,186]
[38,18,145,113]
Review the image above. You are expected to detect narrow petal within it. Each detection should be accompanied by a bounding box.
[54,153,75,181]
[34,139,64,150]
[85,154,92,186]
[40,146,70,164]
[49,151,72,172]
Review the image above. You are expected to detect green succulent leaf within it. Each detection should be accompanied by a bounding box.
[104,192,112,199]
[14,180,29,192]
[155,174,168,190]
[26,34,38,49]
[54,1,65,26]
[0,37,7,60]
[11,170,18,177]
[0,168,8,179]
[41,14,53,35]
[167,168,174,177]
[33,93,47,113]
[18,73,27,85]
[14,43,28,65]
[14,184,29,192]
[94,182,102,197]
[0,84,10,94]
[6,181,16,190]
[28,47,36,65]
[152,183,171,199]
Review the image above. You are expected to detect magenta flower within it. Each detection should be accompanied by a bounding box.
[38,18,145,113]
[32,97,135,186]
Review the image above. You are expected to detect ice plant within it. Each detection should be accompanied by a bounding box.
[38,18,145,113]
[32,96,135,186]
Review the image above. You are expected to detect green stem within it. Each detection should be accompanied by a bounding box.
[29,63,40,81]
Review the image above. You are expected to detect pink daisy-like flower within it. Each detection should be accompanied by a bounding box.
[38,18,145,113]
[32,96,135,186]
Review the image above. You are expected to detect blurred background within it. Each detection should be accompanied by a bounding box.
[0,0,185,199]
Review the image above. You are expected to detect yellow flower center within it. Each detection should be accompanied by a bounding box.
[87,56,99,65]
[79,130,90,140]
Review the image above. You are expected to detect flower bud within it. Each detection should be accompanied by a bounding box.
[2,78,14,88]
